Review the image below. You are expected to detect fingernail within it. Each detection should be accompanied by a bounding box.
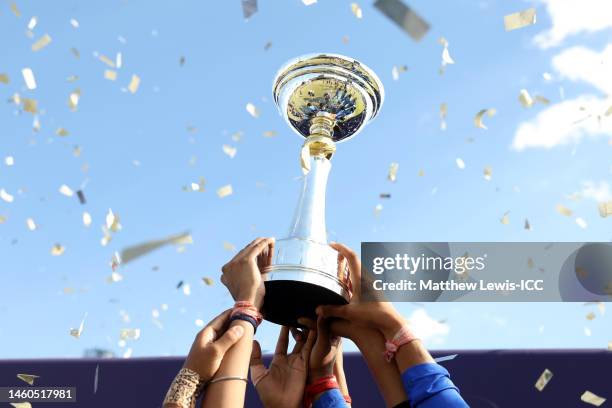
[232,325,244,337]
[295,334,303,341]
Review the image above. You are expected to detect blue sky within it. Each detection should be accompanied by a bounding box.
[0,0,611,358]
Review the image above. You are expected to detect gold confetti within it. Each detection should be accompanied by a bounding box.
[5,156,14,166]
[31,33,52,51]
[575,217,588,229]
[21,67,36,90]
[608,341,612,350]
[455,158,465,169]
[0,73,9,84]
[128,74,140,94]
[391,65,408,81]
[504,8,536,31]
[483,166,492,181]
[598,201,612,217]
[66,75,79,82]
[182,283,191,296]
[217,184,233,198]
[105,209,122,232]
[524,219,532,231]
[418,169,425,177]
[23,98,38,113]
[17,373,39,386]
[387,162,399,182]
[189,177,206,192]
[263,130,277,137]
[222,144,237,158]
[586,312,596,320]
[56,127,69,137]
[474,108,496,129]
[99,54,115,68]
[1,188,15,203]
[59,184,74,196]
[202,277,214,286]
[104,70,117,81]
[26,218,36,231]
[10,2,20,17]
[555,204,572,217]
[119,232,192,265]
[223,241,236,251]
[581,391,606,407]
[82,212,92,227]
[351,3,363,19]
[120,328,141,340]
[518,89,533,108]
[439,103,448,130]
[439,37,455,71]
[69,313,87,338]
[534,368,553,391]
[374,0,430,42]
[500,211,510,225]
[605,106,612,116]
[246,102,260,118]
[535,95,550,105]
[527,257,535,269]
[51,243,65,256]
[68,88,81,111]
[0,215,6,224]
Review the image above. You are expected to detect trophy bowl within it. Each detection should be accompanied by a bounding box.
[263,53,384,327]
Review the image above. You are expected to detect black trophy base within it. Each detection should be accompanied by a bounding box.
[262,280,349,327]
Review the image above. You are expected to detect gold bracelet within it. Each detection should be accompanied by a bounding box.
[163,368,206,408]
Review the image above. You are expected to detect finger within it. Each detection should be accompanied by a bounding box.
[291,327,307,354]
[290,327,304,342]
[231,237,264,263]
[301,323,317,360]
[274,326,290,356]
[312,315,331,357]
[245,237,275,260]
[328,318,353,339]
[329,242,361,290]
[316,304,351,320]
[249,340,268,387]
[201,309,232,342]
[213,324,245,354]
[297,317,316,331]
[257,239,275,270]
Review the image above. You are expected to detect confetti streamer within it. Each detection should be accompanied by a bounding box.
[202,277,214,286]
[534,368,553,391]
[17,373,39,385]
[598,201,611,217]
[263,130,277,137]
[0,73,9,84]
[246,102,260,118]
[22,68,36,90]
[1,189,15,203]
[575,217,588,229]
[93,364,99,394]
[504,8,536,32]
[434,354,457,363]
[217,184,233,198]
[116,52,122,69]
[128,74,140,94]
[106,209,122,232]
[5,156,14,166]
[222,145,237,158]
[555,204,572,217]
[118,231,192,265]
[483,166,492,181]
[524,219,532,231]
[374,0,430,41]
[474,108,496,129]
[71,47,80,58]
[76,190,86,204]
[69,313,87,338]
[387,162,399,182]
[56,128,69,137]
[10,2,21,17]
[302,0,317,5]
[500,211,510,225]
[82,212,92,227]
[68,88,81,111]
[182,283,191,296]
[104,70,117,81]
[391,65,408,81]
[379,193,391,199]
[455,158,465,169]
[10,403,31,408]
[223,241,236,251]
[581,391,606,406]
[70,18,79,28]
[534,95,550,105]
[26,218,36,231]
[51,244,65,256]
[31,33,52,51]
[374,203,383,216]
[440,103,448,130]
[439,37,454,73]
[119,328,141,340]
[586,312,596,320]
[59,184,74,197]
[518,89,533,108]
[99,54,115,68]
[241,0,257,19]
[351,3,363,19]
[27,16,37,30]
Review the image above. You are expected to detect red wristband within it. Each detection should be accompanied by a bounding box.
[230,301,263,327]
[303,375,339,408]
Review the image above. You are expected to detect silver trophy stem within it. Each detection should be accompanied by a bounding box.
[287,156,331,243]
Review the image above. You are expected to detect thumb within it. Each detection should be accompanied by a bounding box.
[316,304,351,320]
[213,324,244,354]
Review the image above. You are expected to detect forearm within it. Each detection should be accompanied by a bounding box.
[379,314,434,373]
[201,320,254,408]
[354,331,407,407]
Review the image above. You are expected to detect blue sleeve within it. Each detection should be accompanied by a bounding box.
[401,363,469,408]
[312,388,347,408]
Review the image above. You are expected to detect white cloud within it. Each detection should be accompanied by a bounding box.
[512,95,612,150]
[552,44,612,94]
[407,309,449,344]
[581,180,611,201]
[534,0,612,48]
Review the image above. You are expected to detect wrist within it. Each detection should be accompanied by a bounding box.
[380,311,406,340]
[309,367,334,383]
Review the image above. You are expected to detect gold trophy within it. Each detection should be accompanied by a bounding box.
[262,54,384,326]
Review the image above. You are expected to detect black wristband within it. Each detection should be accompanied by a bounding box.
[229,314,258,333]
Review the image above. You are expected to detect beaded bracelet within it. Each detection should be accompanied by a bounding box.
[384,325,419,362]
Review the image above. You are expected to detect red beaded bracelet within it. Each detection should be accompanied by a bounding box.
[303,375,339,408]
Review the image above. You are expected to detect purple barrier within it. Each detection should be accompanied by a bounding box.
[1,350,610,407]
